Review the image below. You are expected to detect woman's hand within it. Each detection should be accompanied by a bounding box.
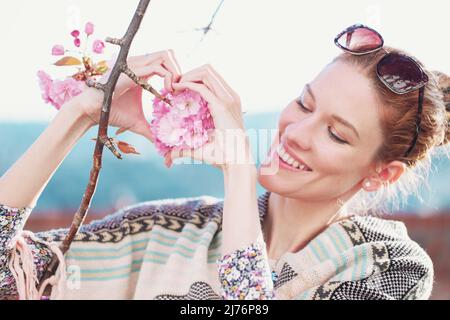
[70,50,181,142]
[163,65,262,277]
[164,64,255,172]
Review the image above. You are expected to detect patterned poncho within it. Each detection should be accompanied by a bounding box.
[0,191,433,299]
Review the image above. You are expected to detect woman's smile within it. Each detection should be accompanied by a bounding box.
[261,144,313,174]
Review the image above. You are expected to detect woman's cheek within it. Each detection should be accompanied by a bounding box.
[278,104,355,176]
[318,149,356,175]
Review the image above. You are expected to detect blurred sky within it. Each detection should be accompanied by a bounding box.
[0,0,449,121]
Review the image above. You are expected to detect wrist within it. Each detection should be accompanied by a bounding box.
[59,96,97,129]
[224,164,257,177]
[223,164,258,188]
[221,133,256,173]
[60,98,96,129]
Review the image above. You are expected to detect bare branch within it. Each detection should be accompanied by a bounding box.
[99,136,123,159]
[86,79,106,91]
[105,37,125,46]
[181,0,225,57]
[38,0,153,297]
[121,65,172,105]
[198,0,225,42]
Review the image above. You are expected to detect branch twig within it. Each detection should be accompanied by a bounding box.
[38,0,155,297]
[197,0,225,43]
[121,65,172,105]
[182,0,225,57]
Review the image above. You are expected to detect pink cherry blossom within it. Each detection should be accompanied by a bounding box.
[37,70,53,104]
[156,113,188,146]
[150,88,215,157]
[50,78,84,109]
[85,22,94,35]
[92,39,105,54]
[70,30,80,38]
[51,44,64,56]
[37,70,84,110]
[74,38,81,47]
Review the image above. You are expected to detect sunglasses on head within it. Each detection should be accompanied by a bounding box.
[334,24,429,158]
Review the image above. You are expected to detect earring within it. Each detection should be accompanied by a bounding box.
[364,179,371,188]
[375,162,382,174]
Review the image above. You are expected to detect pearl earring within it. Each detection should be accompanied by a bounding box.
[364,180,371,188]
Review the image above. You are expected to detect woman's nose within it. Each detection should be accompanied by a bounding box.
[283,121,313,151]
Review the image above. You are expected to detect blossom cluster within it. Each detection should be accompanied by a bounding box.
[37,21,215,158]
[150,89,215,156]
[37,21,107,110]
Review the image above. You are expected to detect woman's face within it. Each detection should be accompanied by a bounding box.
[258,60,385,202]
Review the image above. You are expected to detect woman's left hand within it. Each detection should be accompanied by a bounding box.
[165,64,254,172]
[169,67,268,300]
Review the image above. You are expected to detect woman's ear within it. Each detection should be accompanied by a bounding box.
[363,160,406,191]
[366,160,406,189]
[378,160,406,185]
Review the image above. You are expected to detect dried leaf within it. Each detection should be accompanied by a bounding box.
[94,60,109,74]
[54,56,82,66]
[117,140,140,155]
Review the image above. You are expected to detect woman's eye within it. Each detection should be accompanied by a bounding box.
[295,99,311,112]
[328,127,348,144]
[295,99,348,145]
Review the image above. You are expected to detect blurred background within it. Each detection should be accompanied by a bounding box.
[0,0,449,299]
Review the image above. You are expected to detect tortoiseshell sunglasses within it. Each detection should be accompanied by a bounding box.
[335,24,429,157]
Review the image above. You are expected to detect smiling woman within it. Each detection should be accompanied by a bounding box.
[256,24,449,299]
[0,24,449,300]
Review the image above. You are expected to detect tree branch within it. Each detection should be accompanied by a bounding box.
[197,0,225,43]
[105,37,125,46]
[121,65,172,105]
[38,0,154,297]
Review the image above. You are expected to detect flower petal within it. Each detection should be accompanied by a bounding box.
[85,22,94,35]
[51,45,64,56]
[70,30,80,37]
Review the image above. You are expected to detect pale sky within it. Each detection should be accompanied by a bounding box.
[0,0,448,121]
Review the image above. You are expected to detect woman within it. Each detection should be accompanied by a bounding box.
[0,24,448,300]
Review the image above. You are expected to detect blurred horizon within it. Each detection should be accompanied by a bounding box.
[1,111,449,215]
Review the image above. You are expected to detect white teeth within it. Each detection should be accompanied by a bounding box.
[276,144,311,171]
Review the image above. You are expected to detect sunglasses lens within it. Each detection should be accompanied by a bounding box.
[336,26,383,53]
[377,54,429,94]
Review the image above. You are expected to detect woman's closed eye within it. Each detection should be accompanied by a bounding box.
[295,98,349,145]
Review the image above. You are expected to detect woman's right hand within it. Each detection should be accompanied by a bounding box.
[71,50,181,142]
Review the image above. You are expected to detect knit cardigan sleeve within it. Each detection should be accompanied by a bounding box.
[0,204,55,299]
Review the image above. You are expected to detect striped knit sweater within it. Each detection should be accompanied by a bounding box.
[0,191,434,300]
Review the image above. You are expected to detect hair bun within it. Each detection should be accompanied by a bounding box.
[431,70,450,147]
[432,70,450,107]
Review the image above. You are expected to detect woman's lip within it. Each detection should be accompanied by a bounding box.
[280,143,312,171]
[276,153,311,173]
